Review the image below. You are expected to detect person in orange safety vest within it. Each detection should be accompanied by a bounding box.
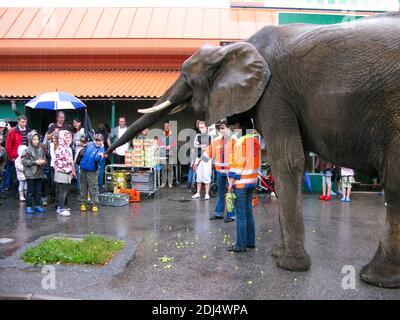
[201,119,236,222]
[227,119,260,252]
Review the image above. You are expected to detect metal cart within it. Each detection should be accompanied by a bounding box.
[105,164,160,199]
[130,165,160,199]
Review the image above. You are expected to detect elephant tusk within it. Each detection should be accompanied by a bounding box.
[138,100,172,114]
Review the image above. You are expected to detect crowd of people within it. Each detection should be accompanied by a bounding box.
[0,112,109,216]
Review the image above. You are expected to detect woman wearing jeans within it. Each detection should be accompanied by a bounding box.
[227,127,261,252]
[54,130,75,217]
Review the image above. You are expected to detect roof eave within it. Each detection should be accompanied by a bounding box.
[0,38,235,55]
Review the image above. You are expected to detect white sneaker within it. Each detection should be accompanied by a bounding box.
[160,183,166,188]
[168,184,173,188]
[192,193,200,199]
[56,207,71,214]
[204,194,210,200]
[58,209,71,217]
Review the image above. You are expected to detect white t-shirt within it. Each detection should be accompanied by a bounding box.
[114,126,129,156]
[341,167,354,176]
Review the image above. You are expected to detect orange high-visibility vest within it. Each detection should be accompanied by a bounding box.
[228,133,260,189]
[201,133,235,175]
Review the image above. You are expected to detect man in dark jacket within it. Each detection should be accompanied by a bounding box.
[45,111,72,143]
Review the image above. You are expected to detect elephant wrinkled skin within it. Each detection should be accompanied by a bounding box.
[106,12,400,288]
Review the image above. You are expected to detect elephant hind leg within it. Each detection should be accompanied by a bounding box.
[360,152,400,288]
[360,244,400,288]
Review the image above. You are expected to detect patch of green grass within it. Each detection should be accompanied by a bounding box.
[22,235,124,266]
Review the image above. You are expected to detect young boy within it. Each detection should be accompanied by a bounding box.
[21,131,47,214]
[79,134,105,212]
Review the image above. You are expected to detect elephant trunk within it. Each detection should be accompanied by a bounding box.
[105,75,193,156]
[105,104,174,156]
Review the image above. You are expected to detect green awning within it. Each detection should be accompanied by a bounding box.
[0,102,25,121]
[278,12,365,25]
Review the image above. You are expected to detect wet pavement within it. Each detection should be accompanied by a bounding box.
[0,187,399,300]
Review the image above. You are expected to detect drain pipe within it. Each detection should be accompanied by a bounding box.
[11,100,22,117]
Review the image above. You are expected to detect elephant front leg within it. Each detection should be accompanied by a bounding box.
[360,190,400,288]
[270,139,311,272]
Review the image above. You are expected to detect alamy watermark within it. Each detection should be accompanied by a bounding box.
[41,265,56,290]
[341,265,356,290]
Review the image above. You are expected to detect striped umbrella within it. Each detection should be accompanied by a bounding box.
[25,91,86,110]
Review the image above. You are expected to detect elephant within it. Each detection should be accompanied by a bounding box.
[106,12,400,288]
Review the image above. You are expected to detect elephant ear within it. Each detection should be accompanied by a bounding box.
[206,42,270,124]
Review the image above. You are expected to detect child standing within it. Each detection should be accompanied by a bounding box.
[15,145,28,202]
[79,134,105,212]
[21,131,46,214]
[54,130,75,217]
[341,167,355,202]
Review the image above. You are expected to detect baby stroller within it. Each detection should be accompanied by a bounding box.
[257,161,277,198]
[191,165,218,198]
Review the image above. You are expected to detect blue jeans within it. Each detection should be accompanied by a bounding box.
[187,167,194,187]
[3,159,17,192]
[234,187,255,249]
[97,158,106,188]
[215,172,235,219]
